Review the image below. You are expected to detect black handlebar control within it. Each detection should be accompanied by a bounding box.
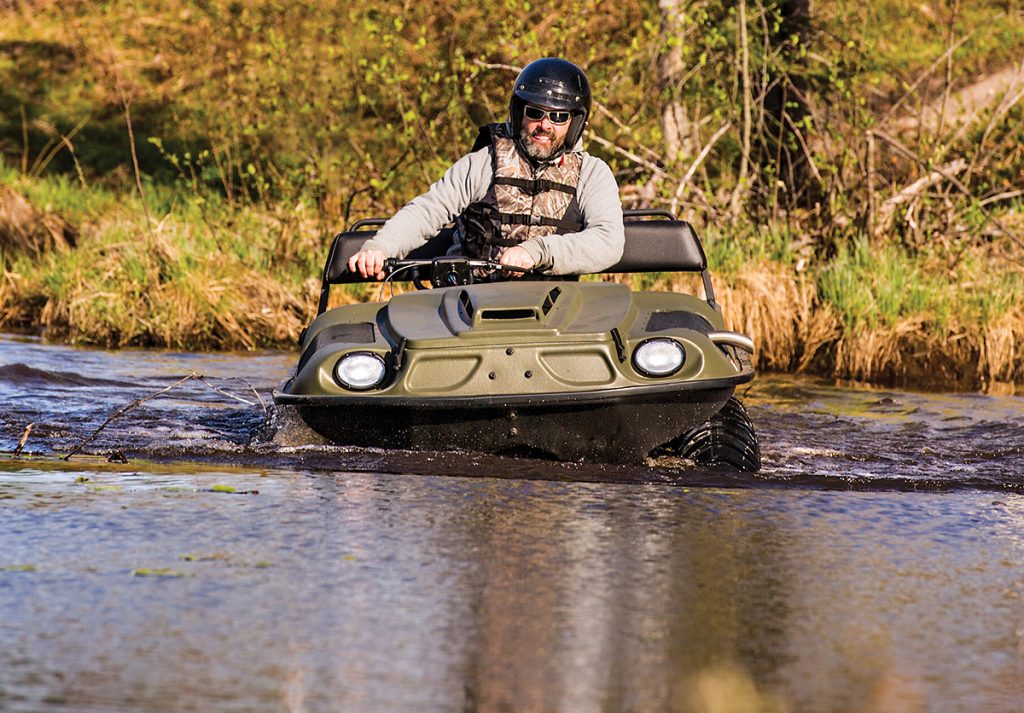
[383,257,528,288]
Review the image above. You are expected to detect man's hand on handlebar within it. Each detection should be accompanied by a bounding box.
[349,248,534,285]
[498,246,536,278]
[348,249,387,280]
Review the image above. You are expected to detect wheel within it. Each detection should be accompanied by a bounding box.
[672,397,761,472]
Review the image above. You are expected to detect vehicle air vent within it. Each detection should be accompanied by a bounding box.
[645,311,713,334]
[542,286,562,315]
[479,308,538,320]
[458,290,474,320]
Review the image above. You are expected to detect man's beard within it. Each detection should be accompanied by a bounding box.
[519,124,566,161]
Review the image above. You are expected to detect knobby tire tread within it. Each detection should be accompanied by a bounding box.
[674,396,760,472]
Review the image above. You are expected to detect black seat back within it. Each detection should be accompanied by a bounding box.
[317,212,715,312]
[608,219,706,273]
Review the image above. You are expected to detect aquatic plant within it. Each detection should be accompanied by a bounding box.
[130,568,189,577]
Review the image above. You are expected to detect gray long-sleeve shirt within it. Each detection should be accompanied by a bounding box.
[362,145,624,275]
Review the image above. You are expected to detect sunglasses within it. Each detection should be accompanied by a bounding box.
[523,105,573,125]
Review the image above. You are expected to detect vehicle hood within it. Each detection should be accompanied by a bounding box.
[383,281,634,344]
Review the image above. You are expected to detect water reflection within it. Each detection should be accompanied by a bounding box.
[2,467,1022,712]
[3,335,1024,711]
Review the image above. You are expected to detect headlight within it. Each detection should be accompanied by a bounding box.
[334,352,387,390]
[632,338,685,377]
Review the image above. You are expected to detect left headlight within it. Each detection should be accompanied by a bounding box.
[333,352,387,390]
[632,338,685,377]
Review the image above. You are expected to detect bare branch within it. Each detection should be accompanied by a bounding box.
[876,158,967,233]
[936,2,961,140]
[979,190,1024,207]
[866,130,876,235]
[729,0,753,218]
[783,111,825,187]
[588,134,673,179]
[592,100,666,164]
[870,129,971,195]
[967,65,1024,177]
[671,121,733,215]
[472,60,521,74]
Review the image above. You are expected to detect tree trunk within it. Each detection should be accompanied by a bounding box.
[658,0,695,166]
[761,0,816,212]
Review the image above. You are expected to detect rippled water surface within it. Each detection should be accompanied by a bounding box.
[1,334,1022,712]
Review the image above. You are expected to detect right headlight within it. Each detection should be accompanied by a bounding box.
[333,352,387,390]
[632,338,685,377]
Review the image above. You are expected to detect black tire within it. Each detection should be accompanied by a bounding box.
[672,396,761,472]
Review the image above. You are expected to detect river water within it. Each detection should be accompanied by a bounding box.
[1,333,1022,712]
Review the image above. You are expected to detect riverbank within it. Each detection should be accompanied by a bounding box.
[3,0,1022,391]
[2,173,1021,392]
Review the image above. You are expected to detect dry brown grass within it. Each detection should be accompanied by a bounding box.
[659,264,842,375]
[3,185,1022,389]
[0,186,75,256]
[980,312,1023,384]
[715,263,841,374]
[37,262,320,350]
[653,260,1024,391]
[828,312,1024,390]
[13,205,324,349]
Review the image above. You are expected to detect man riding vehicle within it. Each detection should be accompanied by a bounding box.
[347,57,624,280]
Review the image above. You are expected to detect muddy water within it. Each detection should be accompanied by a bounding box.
[1,334,1022,712]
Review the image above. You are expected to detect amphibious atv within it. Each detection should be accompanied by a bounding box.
[273,210,760,470]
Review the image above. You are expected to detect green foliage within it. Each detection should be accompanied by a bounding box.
[2,0,1021,233]
[816,238,982,331]
[1,0,1023,384]
[704,224,798,277]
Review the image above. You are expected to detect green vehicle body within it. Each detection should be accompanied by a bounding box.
[274,213,759,467]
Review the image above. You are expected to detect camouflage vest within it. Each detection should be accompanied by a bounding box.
[457,123,584,261]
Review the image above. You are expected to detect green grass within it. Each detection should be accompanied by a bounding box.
[815,236,1024,334]
[819,238,934,330]
[824,1,1024,94]
[704,225,799,278]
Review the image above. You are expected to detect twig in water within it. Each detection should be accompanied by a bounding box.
[63,372,271,460]
[239,379,267,414]
[13,424,33,457]
[63,374,197,460]
[195,375,265,412]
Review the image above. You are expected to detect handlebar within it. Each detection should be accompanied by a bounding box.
[382,256,529,288]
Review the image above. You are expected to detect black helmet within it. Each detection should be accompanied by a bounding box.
[509,58,591,157]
